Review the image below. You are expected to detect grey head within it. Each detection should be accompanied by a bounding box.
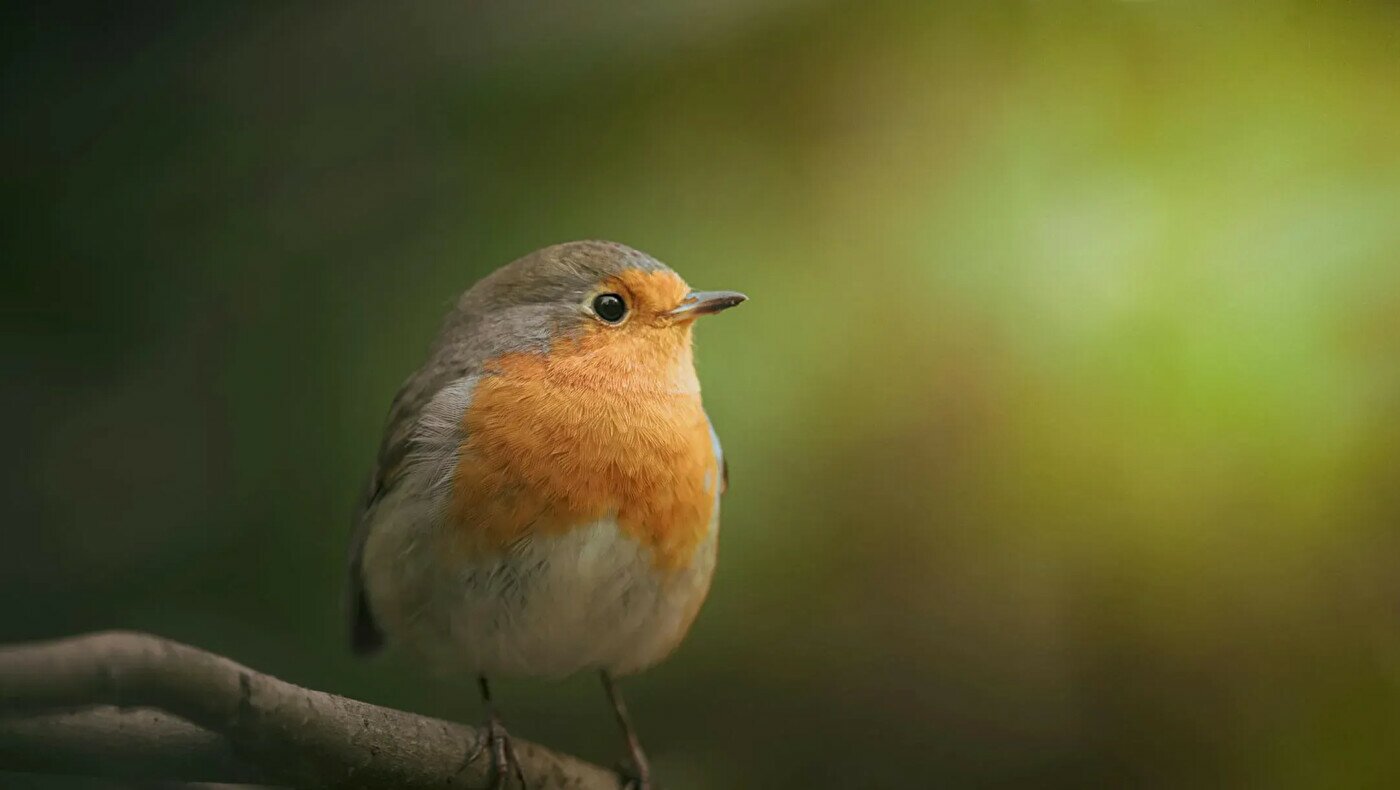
[436,240,673,362]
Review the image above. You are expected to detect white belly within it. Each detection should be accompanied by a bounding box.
[362,486,718,678]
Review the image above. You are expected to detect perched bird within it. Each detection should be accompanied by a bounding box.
[348,240,745,788]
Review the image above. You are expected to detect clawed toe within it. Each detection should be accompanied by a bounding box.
[617,762,652,790]
[477,676,527,789]
[484,719,526,789]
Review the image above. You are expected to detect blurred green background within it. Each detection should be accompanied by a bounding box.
[5,2,1400,787]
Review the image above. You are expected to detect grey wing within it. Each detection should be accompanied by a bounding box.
[347,472,386,654]
[346,363,475,655]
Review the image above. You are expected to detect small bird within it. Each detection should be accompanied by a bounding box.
[347,240,745,788]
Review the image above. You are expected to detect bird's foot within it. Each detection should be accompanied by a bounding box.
[616,756,652,790]
[484,717,526,789]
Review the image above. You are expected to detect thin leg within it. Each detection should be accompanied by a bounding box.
[600,671,651,790]
[478,675,525,789]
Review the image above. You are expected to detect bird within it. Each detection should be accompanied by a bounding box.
[347,240,745,789]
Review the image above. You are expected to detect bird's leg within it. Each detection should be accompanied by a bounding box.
[600,671,652,790]
[478,675,526,789]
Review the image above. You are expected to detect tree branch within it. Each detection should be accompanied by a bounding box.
[0,631,625,789]
[0,707,271,784]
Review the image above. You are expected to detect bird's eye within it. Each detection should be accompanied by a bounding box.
[593,293,627,323]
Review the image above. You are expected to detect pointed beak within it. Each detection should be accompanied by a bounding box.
[667,290,748,320]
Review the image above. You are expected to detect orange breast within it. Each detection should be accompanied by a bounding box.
[449,326,718,570]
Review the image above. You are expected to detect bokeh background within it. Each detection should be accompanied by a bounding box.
[5,2,1400,787]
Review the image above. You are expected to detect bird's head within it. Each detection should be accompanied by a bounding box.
[461,241,746,394]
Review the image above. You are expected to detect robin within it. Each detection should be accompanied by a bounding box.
[347,240,745,788]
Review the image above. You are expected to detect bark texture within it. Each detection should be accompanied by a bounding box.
[0,631,625,789]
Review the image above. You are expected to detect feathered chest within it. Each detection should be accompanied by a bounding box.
[449,332,719,570]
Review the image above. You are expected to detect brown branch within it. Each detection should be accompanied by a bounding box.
[0,707,270,784]
[0,631,625,789]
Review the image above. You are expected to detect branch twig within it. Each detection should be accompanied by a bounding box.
[0,631,625,789]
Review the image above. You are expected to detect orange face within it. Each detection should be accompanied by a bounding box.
[566,269,705,395]
[449,269,721,570]
[599,269,696,328]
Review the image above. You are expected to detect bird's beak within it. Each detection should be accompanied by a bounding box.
[667,290,748,320]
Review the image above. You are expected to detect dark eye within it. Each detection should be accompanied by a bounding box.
[593,293,627,323]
